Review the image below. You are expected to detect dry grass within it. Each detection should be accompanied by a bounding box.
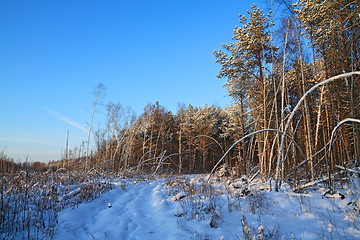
[0,170,114,239]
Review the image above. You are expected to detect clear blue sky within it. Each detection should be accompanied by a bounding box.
[0,0,267,163]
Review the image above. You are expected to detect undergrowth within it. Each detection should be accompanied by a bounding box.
[0,170,115,240]
[165,173,360,239]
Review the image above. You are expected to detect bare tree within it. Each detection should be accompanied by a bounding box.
[86,83,105,170]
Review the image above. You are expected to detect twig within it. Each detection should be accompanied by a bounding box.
[335,165,360,174]
[249,169,260,183]
[86,167,102,177]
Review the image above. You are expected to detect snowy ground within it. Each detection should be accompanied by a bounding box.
[53,175,360,240]
[53,180,190,240]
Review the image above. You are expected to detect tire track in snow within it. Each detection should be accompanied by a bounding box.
[53,180,190,240]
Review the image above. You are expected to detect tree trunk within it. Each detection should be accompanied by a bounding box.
[86,83,103,170]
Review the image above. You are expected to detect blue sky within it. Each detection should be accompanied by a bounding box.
[0,0,267,163]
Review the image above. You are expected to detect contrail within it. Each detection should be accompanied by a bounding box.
[0,138,63,147]
[42,107,88,133]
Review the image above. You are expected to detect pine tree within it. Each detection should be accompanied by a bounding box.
[297,0,360,169]
[214,4,275,176]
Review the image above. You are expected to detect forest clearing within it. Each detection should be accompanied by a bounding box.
[1,170,360,239]
[1,0,360,239]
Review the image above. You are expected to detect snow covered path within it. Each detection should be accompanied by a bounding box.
[53,176,360,239]
[53,180,190,240]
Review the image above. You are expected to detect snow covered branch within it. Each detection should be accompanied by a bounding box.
[275,71,360,191]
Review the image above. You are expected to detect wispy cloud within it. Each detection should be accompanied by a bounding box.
[42,107,88,133]
[0,138,62,148]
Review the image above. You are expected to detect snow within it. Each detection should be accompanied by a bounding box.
[53,180,191,240]
[57,187,82,201]
[53,175,360,239]
[170,191,187,201]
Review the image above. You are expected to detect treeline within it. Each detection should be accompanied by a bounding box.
[55,103,251,175]
[0,151,47,172]
[0,151,18,172]
[56,0,359,188]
